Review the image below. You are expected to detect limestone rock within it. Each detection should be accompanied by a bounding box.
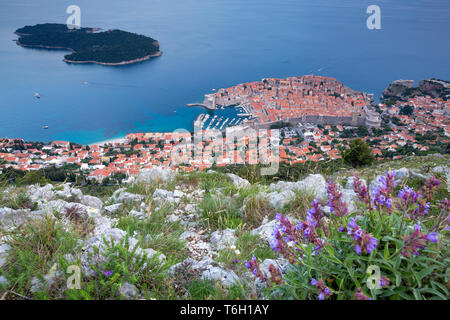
[81,195,103,209]
[135,167,175,184]
[201,267,239,287]
[119,282,138,299]
[210,228,237,250]
[226,173,251,189]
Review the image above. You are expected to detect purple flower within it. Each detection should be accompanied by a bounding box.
[354,288,372,300]
[353,173,371,209]
[103,270,113,277]
[439,199,450,231]
[426,232,438,243]
[397,186,430,220]
[346,218,377,255]
[401,222,440,257]
[310,278,332,300]
[421,177,441,201]
[306,198,324,224]
[372,171,396,213]
[379,276,390,288]
[327,181,348,217]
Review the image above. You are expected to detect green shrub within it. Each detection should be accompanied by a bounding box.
[343,139,375,168]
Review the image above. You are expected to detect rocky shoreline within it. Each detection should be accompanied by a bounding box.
[63,51,162,66]
[15,40,162,66]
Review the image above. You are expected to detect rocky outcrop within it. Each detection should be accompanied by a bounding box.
[135,167,175,184]
[382,78,449,101]
[210,228,237,250]
[81,195,103,209]
[201,267,240,287]
[226,173,251,189]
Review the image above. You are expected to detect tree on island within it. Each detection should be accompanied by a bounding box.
[343,139,375,167]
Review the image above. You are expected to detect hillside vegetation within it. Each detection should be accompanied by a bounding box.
[0,155,448,300]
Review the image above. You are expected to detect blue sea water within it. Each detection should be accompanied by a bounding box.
[0,0,449,144]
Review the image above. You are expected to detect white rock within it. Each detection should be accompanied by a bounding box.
[394,168,410,181]
[27,184,55,202]
[251,219,279,244]
[111,190,144,204]
[143,248,166,262]
[169,256,214,275]
[201,267,239,287]
[55,184,72,200]
[259,258,290,276]
[210,228,237,250]
[433,166,448,174]
[0,275,9,287]
[179,231,198,241]
[226,173,251,189]
[341,189,358,213]
[0,207,44,229]
[410,170,429,181]
[104,203,122,214]
[30,270,63,293]
[153,189,179,205]
[119,282,138,299]
[166,214,180,222]
[0,243,11,267]
[135,167,175,184]
[81,195,103,209]
[70,188,83,201]
[42,199,70,213]
[261,190,295,211]
[129,210,146,220]
[173,190,185,198]
[268,174,327,201]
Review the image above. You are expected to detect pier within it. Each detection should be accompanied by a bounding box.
[187,93,217,110]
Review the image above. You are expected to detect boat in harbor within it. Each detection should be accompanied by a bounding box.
[220,118,229,130]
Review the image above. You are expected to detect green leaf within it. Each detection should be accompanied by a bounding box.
[397,290,412,299]
[418,266,435,281]
[413,288,423,300]
[419,288,447,300]
[431,281,449,296]
[325,245,335,256]
[395,273,402,287]
[383,241,390,259]
[412,270,422,287]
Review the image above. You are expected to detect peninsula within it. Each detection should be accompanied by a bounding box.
[15,23,162,66]
[192,75,382,129]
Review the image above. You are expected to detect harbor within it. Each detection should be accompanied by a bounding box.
[193,104,250,132]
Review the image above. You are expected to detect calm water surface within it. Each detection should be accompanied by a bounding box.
[0,0,449,144]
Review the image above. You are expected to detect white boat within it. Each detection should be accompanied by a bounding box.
[42,125,49,129]
[34,92,40,99]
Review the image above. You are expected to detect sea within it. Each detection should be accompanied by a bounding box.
[0,0,449,144]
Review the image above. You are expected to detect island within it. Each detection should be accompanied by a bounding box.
[15,23,162,66]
